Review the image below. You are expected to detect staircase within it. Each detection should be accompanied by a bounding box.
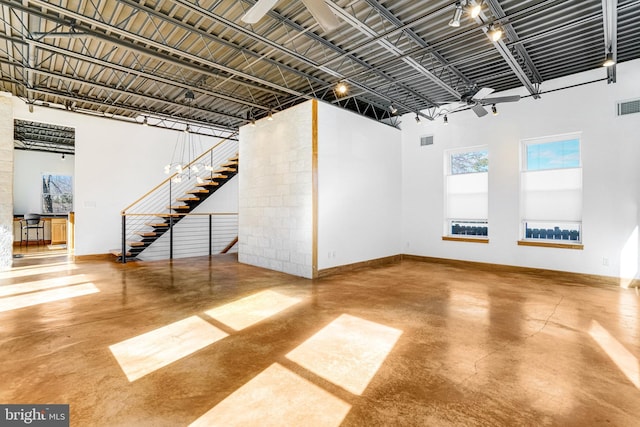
[114,135,239,262]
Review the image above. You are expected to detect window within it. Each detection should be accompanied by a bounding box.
[444,147,488,239]
[42,174,73,214]
[520,134,582,245]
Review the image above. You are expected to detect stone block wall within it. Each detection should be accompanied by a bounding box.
[0,94,14,270]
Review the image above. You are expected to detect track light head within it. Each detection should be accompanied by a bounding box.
[491,104,498,116]
[415,114,421,123]
[142,116,148,126]
[335,82,348,95]
[448,2,463,27]
[389,104,398,115]
[469,2,482,18]
[267,110,274,121]
[602,52,615,67]
[61,153,65,160]
[443,115,449,125]
[488,24,503,42]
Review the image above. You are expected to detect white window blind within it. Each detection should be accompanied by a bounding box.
[521,168,582,221]
[446,172,488,219]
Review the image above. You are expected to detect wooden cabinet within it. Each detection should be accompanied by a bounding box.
[51,218,67,245]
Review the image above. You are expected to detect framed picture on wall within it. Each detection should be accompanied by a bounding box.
[42,174,73,214]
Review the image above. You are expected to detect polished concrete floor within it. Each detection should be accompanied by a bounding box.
[1,250,639,426]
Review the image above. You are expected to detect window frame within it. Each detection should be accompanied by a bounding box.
[443,146,489,241]
[519,133,583,247]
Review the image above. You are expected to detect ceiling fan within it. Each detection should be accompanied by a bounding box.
[241,0,341,32]
[459,87,521,117]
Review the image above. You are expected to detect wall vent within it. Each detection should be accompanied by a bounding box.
[617,99,640,116]
[420,135,434,146]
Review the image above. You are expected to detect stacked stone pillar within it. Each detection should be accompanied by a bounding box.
[0,94,13,270]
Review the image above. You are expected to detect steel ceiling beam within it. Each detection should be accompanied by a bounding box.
[473,2,541,98]
[173,0,439,110]
[602,0,618,83]
[0,57,247,124]
[8,0,305,97]
[361,0,470,96]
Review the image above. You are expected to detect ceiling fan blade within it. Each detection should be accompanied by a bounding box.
[241,0,280,24]
[472,87,495,101]
[302,0,341,32]
[472,104,489,117]
[481,95,521,104]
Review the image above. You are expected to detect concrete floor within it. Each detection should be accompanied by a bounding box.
[1,251,639,426]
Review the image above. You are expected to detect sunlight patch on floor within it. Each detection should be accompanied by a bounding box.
[286,314,402,395]
[204,289,302,331]
[0,274,93,297]
[189,363,351,427]
[110,316,228,382]
[588,320,639,389]
[0,282,99,313]
[0,263,77,280]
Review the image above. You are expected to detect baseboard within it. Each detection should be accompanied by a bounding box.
[13,240,52,247]
[317,255,402,278]
[73,253,113,262]
[401,254,624,289]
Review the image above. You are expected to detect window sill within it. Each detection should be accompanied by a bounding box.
[442,236,489,244]
[518,240,583,250]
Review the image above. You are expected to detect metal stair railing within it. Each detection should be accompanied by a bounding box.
[120,133,239,262]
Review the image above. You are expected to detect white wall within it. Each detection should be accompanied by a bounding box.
[13,150,74,215]
[401,59,640,281]
[317,101,402,269]
[12,100,223,255]
[238,102,313,278]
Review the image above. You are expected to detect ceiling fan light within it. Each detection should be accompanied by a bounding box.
[602,52,615,67]
[448,3,463,27]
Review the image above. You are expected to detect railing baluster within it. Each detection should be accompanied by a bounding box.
[121,214,126,264]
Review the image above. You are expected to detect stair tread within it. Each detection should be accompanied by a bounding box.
[229,155,238,161]
[135,232,157,237]
[155,213,181,217]
[111,250,132,257]
[195,181,220,187]
[211,174,228,179]
[186,189,209,194]
[214,167,236,173]
[145,222,169,227]
[221,161,238,167]
[127,241,146,247]
[177,197,199,202]
[167,205,190,209]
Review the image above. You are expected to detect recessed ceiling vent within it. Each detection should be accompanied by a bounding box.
[617,99,640,116]
[420,135,434,147]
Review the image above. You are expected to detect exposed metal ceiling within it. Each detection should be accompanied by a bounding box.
[14,119,75,154]
[0,0,638,134]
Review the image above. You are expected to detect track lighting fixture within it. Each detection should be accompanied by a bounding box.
[184,124,190,133]
[448,2,463,27]
[491,104,498,115]
[602,52,615,67]
[61,153,65,160]
[469,1,482,18]
[415,114,421,123]
[443,115,449,125]
[488,24,503,42]
[142,116,148,126]
[267,110,274,121]
[389,104,398,115]
[335,82,348,96]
